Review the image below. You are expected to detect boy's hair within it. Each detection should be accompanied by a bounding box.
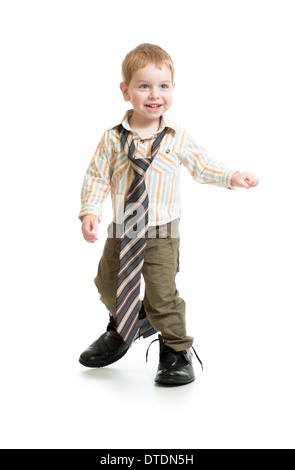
[121,43,175,85]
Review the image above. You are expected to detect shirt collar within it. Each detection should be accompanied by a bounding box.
[111,109,177,136]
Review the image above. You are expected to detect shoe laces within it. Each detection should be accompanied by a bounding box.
[146,335,203,371]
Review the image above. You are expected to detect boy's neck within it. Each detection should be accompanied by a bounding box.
[129,111,162,138]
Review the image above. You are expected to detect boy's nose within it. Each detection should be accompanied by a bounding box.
[149,87,160,99]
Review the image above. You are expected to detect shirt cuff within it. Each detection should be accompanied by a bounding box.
[78,207,102,222]
[221,169,238,190]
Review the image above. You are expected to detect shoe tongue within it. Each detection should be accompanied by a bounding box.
[162,345,190,364]
[107,315,116,332]
[161,344,181,358]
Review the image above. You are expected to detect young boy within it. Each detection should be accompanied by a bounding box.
[78,43,258,385]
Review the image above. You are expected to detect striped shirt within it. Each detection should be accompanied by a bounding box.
[79,110,235,226]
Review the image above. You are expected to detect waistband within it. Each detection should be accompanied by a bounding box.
[107,219,180,239]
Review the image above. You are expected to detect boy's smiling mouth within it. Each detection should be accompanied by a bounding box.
[145,104,162,109]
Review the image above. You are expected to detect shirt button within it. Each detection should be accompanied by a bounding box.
[140,139,144,144]
[166,149,170,153]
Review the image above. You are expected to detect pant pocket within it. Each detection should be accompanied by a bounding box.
[144,237,179,284]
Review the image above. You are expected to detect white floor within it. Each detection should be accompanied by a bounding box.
[2,319,295,449]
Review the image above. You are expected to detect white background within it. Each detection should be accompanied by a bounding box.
[0,0,294,449]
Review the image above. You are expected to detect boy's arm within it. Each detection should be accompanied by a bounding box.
[181,133,238,189]
[79,137,111,242]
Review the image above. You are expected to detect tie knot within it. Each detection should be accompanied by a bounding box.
[120,126,168,173]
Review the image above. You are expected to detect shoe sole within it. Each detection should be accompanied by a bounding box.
[154,376,195,386]
[79,325,156,368]
[79,347,129,368]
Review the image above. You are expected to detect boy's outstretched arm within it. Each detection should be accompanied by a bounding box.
[81,215,98,243]
[231,172,259,189]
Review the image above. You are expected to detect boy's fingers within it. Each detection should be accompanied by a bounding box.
[249,177,259,187]
[244,173,259,187]
[83,233,97,243]
[237,177,250,188]
[82,223,97,242]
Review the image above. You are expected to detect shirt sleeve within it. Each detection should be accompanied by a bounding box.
[79,136,111,221]
[181,132,236,189]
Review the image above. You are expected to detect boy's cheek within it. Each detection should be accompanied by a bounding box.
[131,94,144,106]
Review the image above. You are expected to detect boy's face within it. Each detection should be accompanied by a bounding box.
[120,63,174,123]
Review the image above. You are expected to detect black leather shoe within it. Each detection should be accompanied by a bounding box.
[79,305,156,368]
[147,335,203,386]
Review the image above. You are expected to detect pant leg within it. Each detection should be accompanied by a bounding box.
[142,237,194,351]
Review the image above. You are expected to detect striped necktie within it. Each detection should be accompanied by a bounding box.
[116,125,168,345]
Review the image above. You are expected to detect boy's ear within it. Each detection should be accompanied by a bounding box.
[120,82,130,102]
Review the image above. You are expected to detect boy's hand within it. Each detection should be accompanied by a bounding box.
[231,172,259,189]
[81,215,98,243]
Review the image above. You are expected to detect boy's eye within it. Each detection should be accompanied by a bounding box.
[139,83,170,90]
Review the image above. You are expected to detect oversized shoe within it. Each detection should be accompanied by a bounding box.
[79,305,156,368]
[147,334,203,386]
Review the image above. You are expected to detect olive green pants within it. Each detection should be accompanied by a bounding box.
[94,222,194,351]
